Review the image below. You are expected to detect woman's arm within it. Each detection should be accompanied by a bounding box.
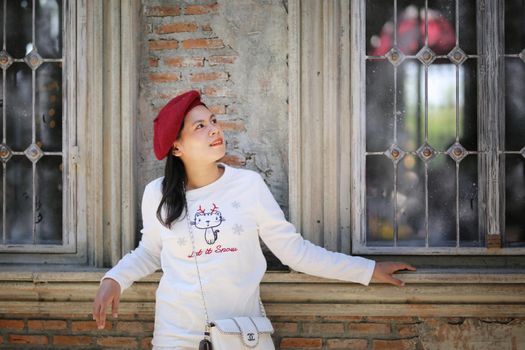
[254,174,415,286]
[92,181,163,328]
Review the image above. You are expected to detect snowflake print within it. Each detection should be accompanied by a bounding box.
[232,223,244,235]
[232,201,241,209]
[177,237,187,246]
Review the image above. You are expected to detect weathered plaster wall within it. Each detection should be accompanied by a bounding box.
[137,0,289,234]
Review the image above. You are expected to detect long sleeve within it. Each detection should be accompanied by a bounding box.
[254,174,376,286]
[102,181,163,293]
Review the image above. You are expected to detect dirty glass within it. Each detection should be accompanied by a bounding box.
[0,0,63,246]
[504,0,525,247]
[365,0,480,248]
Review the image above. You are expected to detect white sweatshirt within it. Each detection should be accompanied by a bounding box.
[103,163,376,348]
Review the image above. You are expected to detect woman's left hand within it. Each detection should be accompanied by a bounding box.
[371,262,416,287]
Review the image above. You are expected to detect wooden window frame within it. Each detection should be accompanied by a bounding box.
[0,0,140,267]
[288,0,525,259]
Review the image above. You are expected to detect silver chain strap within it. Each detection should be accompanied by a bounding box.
[185,211,212,334]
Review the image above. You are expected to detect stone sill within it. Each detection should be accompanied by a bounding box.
[1,268,524,317]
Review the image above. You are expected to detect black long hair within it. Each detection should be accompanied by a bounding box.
[156,150,187,228]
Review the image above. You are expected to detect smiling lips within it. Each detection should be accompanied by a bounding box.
[210,138,224,147]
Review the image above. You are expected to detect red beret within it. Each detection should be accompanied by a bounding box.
[153,90,206,160]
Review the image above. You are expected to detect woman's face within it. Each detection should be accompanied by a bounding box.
[173,105,226,165]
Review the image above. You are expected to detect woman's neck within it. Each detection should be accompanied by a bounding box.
[184,162,224,190]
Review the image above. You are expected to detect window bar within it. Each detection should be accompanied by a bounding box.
[455,0,460,247]
[1,0,5,245]
[424,0,429,248]
[393,0,398,247]
[31,0,37,244]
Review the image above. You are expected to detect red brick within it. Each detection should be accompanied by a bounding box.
[142,337,153,349]
[349,323,391,335]
[53,335,93,346]
[323,316,365,322]
[149,40,179,50]
[28,320,67,330]
[372,339,416,350]
[190,71,228,83]
[273,322,298,333]
[367,316,416,323]
[164,56,204,67]
[149,73,180,83]
[220,154,246,167]
[280,337,322,348]
[303,322,345,335]
[116,321,154,333]
[185,3,218,15]
[271,316,317,322]
[182,38,224,49]
[202,24,213,31]
[327,338,368,350]
[8,335,48,345]
[0,319,24,330]
[209,55,237,65]
[203,86,233,97]
[97,337,138,348]
[156,22,198,34]
[72,320,112,331]
[397,324,419,337]
[208,105,226,115]
[145,6,180,17]
[149,57,159,67]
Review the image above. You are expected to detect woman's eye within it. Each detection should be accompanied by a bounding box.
[196,123,203,129]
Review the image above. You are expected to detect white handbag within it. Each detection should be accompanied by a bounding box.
[186,214,276,350]
[209,316,275,349]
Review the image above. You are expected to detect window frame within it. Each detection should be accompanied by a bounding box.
[350,0,525,255]
[0,0,139,266]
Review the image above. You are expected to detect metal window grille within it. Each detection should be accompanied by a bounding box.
[0,0,66,251]
[352,0,525,254]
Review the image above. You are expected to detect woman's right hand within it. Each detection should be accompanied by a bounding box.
[92,278,121,329]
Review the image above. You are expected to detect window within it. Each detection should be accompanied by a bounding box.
[351,0,525,254]
[0,0,76,255]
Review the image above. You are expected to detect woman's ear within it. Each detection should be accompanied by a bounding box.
[172,142,183,157]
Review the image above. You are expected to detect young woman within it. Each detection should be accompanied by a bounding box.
[92,90,416,349]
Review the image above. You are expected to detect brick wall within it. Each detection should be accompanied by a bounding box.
[137,0,289,215]
[1,315,524,349]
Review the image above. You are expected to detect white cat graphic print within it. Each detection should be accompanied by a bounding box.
[191,204,225,244]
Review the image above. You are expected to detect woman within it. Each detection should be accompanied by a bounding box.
[92,90,416,349]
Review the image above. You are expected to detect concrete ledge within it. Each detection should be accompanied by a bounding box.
[0,269,524,317]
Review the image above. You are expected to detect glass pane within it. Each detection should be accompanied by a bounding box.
[36,62,62,152]
[395,2,424,55]
[6,62,32,151]
[505,155,525,247]
[458,59,477,151]
[366,60,394,152]
[427,0,456,55]
[366,1,394,56]
[505,0,525,54]
[366,155,394,246]
[6,156,33,244]
[428,155,456,247]
[428,60,456,151]
[6,0,33,59]
[35,0,62,58]
[397,154,425,246]
[458,0,477,54]
[458,155,480,246]
[505,59,525,152]
[0,163,3,243]
[35,156,62,244]
[398,60,422,152]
